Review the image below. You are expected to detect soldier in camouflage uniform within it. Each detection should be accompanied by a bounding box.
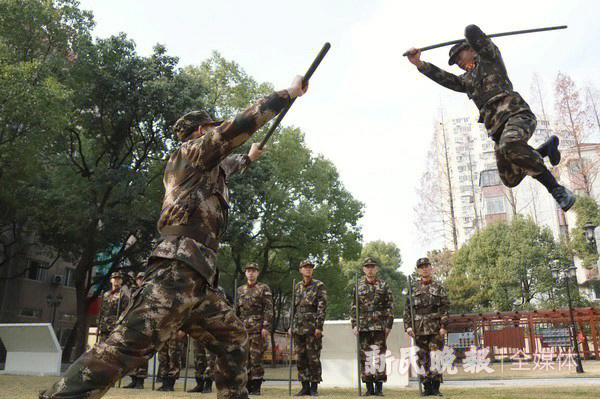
[123,272,148,389]
[97,272,129,344]
[157,330,186,391]
[39,76,308,399]
[407,24,575,212]
[236,262,274,395]
[291,260,327,397]
[403,258,449,397]
[189,286,227,394]
[350,257,393,396]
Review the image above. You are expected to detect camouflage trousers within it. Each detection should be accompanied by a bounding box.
[158,333,183,379]
[415,334,444,383]
[194,339,216,379]
[294,333,322,383]
[39,258,248,399]
[494,111,546,188]
[359,330,387,383]
[129,359,148,379]
[247,332,266,380]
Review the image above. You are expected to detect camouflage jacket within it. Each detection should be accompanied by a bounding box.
[236,282,274,334]
[98,288,130,334]
[292,279,327,335]
[350,278,394,332]
[150,91,291,285]
[403,279,449,336]
[418,24,532,137]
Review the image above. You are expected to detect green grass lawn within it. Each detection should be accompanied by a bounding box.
[3,375,599,399]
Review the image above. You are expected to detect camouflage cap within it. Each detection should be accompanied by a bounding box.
[136,272,145,279]
[362,257,378,267]
[416,257,431,268]
[448,41,471,66]
[173,110,220,142]
[244,262,260,272]
[110,271,123,279]
[298,259,315,269]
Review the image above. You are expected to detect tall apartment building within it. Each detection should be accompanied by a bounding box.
[440,113,600,301]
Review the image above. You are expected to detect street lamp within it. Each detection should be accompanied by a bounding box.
[550,260,584,373]
[46,293,63,329]
[583,221,597,252]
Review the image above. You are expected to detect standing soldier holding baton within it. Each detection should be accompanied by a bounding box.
[97,271,129,344]
[403,258,449,397]
[351,258,394,396]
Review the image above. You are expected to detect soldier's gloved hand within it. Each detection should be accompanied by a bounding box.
[406,48,425,68]
[261,328,269,340]
[439,328,447,337]
[406,327,415,338]
[287,75,308,98]
[248,143,265,162]
[314,329,323,339]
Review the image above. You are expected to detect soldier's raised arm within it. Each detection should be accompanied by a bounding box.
[183,76,307,172]
[464,24,497,59]
[406,47,466,93]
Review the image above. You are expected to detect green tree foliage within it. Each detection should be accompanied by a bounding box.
[341,241,407,319]
[570,195,600,269]
[446,216,575,313]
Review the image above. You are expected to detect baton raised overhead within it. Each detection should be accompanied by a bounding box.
[258,42,331,150]
[402,25,567,57]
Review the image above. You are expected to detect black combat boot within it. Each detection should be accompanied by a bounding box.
[157,377,175,391]
[310,382,319,396]
[536,135,561,166]
[431,381,443,396]
[135,376,144,389]
[188,377,205,393]
[551,185,576,212]
[123,376,138,389]
[296,381,311,396]
[250,379,263,395]
[421,381,432,396]
[202,378,213,393]
[365,382,375,396]
[375,381,384,396]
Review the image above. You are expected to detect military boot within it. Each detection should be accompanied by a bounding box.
[421,381,432,396]
[134,377,144,389]
[188,377,205,393]
[202,378,213,393]
[310,382,319,396]
[157,377,175,392]
[365,382,375,396]
[375,381,384,396]
[431,381,443,396]
[250,379,263,395]
[551,185,576,212]
[123,377,138,389]
[296,381,311,396]
[536,135,561,166]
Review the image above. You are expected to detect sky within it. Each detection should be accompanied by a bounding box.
[78,0,600,274]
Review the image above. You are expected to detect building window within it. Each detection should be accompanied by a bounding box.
[19,308,42,318]
[486,196,506,214]
[64,268,76,288]
[480,170,502,187]
[462,195,474,204]
[25,260,48,282]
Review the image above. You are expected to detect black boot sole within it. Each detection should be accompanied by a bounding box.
[562,193,576,212]
[548,135,561,166]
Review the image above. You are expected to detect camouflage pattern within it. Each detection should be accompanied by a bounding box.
[173,110,217,142]
[236,282,273,380]
[294,333,323,383]
[151,90,291,287]
[293,279,327,383]
[417,24,546,187]
[404,279,449,384]
[193,340,217,379]
[415,334,445,383]
[244,262,260,272]
[97,288,129,343]
[39,258,248,399]
[350,278,394,332]
[130,361,148,380]
[351,277,393,383]
[158,332,184,379]
[358,331,388,382]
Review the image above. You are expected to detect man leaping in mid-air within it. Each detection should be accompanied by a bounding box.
[407,24,575,212]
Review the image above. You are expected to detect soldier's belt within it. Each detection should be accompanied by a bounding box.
[159,224,219,252]
[296,305,317,313]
